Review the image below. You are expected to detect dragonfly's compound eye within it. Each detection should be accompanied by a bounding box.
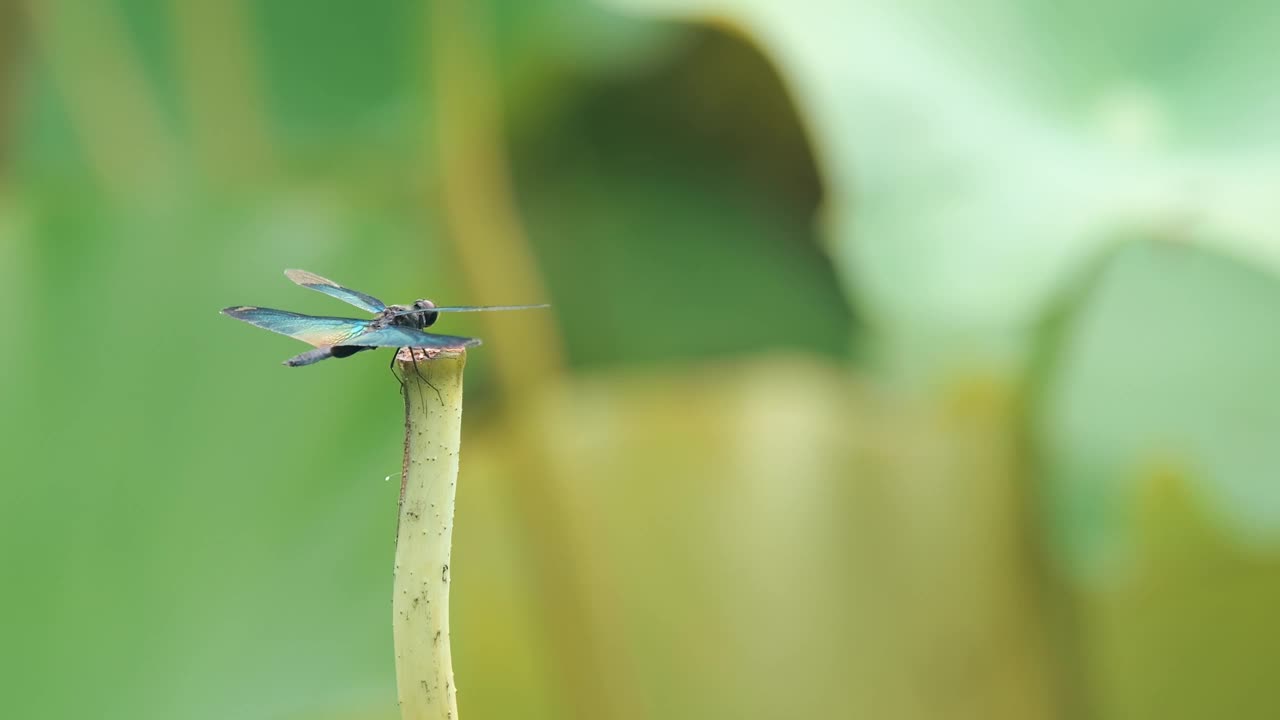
[409,298,440,326]
[413,299,439,328]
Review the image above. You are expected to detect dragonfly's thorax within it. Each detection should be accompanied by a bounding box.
[384,299,439,329]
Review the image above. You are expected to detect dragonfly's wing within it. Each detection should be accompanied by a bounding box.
[284,269,387,313]
[342,325,480,350]
[222,306,368,347]
[428,304,549,313]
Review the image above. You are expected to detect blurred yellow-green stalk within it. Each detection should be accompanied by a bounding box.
[3,2,1280,719]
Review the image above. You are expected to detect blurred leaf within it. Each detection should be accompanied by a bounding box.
[608,0,1280,366]
[491,0,682,121]
[513,29,851,367]
[1035,239,1280,576]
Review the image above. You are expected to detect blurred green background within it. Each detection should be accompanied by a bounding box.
[3,1,1280,718]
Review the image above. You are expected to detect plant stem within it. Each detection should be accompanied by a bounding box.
[393,347,467,720]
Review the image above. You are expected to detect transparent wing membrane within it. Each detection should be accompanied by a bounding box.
[284,269,387,313]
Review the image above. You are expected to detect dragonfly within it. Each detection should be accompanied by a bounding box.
[222,269,548,367]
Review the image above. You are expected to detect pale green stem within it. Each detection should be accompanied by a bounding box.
[393,348,467,720]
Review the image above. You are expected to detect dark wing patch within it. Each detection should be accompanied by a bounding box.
[222,306,368,348]
[284,269,387,313]
[283,347,335,367]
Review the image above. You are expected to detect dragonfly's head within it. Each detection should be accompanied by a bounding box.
[409,299,439,328]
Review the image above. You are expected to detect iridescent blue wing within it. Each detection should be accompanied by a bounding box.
[222,306,369,347]
[284,269,387,313]
[342,326,480,350]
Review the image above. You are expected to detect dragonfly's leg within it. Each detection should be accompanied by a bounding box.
[408,347,443,407]
[424,359,443,406]
[389,348,407,396]
[413,350,433,409]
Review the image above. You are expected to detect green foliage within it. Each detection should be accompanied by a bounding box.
[615,0,1280,362]
[6,1,1280,719]
[1037,241,1280,575]
[1,3,847,719]
[615,0,1280,718]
